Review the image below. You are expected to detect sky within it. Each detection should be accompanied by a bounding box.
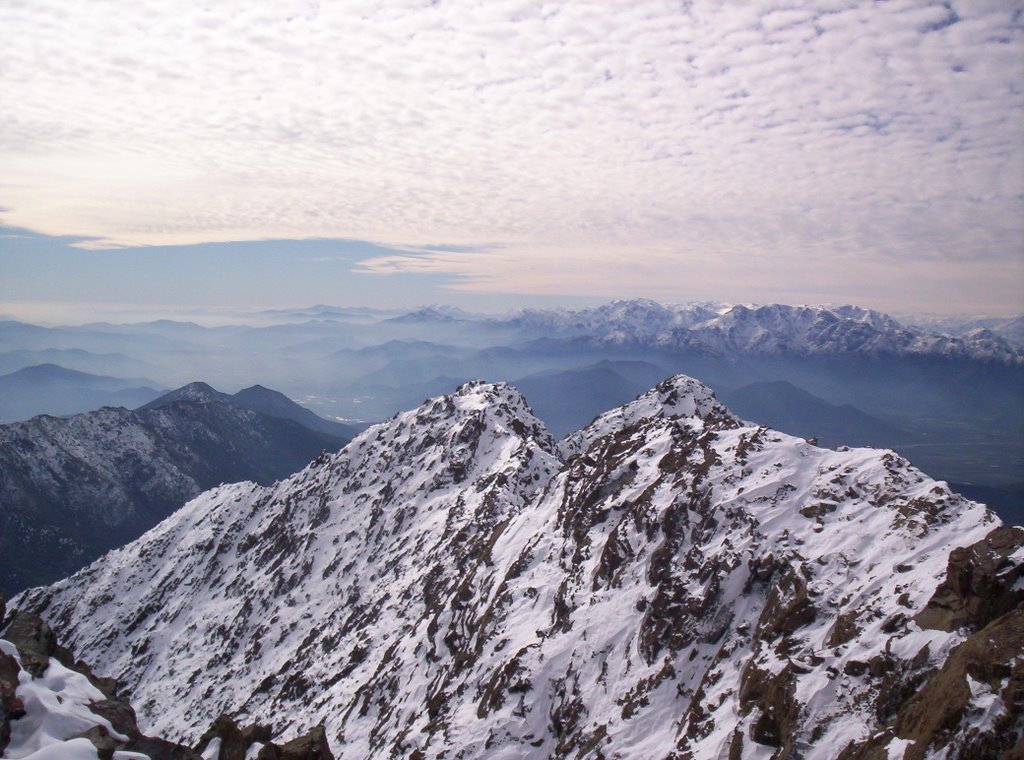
[1,0,1023,321]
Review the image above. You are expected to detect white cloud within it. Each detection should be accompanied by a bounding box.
[0,0,1021,312]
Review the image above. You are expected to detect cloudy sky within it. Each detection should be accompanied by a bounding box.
[1,0,1022,320]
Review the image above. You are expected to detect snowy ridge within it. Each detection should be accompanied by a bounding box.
[559,374,728,459]
[489,301,1022,362]
[12,376,1012,758]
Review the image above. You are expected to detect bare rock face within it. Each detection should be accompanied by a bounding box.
[0,601,18,755]
[1,610,57,677]
[841,608,1024,760]
[915,526,1024,632]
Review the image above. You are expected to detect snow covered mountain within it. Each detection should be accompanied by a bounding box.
[0,382,349,596]
[12,377,1023,758]
[488,301,1022,362]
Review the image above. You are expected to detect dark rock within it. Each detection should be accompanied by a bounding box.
[7,696,24,719]
[828,610,862,647]
[738,662,800,754]
[1,638,22,754]
[194,714,330,760]
[843,660,869,677]
[87,698,140,738]
[916,527,1024,633]
[80,725,120,760]
[799,501,836,519]
[195,714,273,760]
[124,735,203,760]
[1,611,56,677]
[271,724,335,760]
[756,566,817,644]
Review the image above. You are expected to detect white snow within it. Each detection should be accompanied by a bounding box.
[0,640,142,760]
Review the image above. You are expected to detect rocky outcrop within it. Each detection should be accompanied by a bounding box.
[0,608,336,759]
[195,715,335,760]
[0,596,19,756]
[916,526,1024,632]
[841,608,1024,759]
[2,609,59,677]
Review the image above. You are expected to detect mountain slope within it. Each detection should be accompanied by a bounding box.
[0,382,349,595]
[231,384,362,439]
[12,376,1017,758]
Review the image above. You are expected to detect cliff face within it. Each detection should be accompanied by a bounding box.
[12,376,1021,758]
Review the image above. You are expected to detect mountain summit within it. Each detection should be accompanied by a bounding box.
[13,376,1020,758]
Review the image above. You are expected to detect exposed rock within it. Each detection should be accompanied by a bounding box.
[1,610,56,676]
[194,715,334,760]
[738,662,800,753]
[87,697,141,739]
[841,607,1024,759]
[916,526,1024,632]
[195,714,273,760]
[756,565,817,645]
[80,724,121,760]
[0,614,17,755]
[272,724,335,760]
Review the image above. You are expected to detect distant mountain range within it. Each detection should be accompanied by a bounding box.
[0,363,164,422]
[484,301,1024,361]
[719,379,914,448]
[1,300,1019,520]
[0,381,352,595]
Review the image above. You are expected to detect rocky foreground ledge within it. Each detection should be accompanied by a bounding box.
[0,596,334,759]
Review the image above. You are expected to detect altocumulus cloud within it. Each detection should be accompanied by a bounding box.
[1,0,1022,311]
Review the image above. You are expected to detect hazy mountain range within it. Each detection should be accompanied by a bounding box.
[2,300,1020,524]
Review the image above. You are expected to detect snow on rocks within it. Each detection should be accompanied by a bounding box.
[0,638,143,760]
[10,375,1018,758]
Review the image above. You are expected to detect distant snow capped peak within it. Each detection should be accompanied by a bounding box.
[482,300,1022,362]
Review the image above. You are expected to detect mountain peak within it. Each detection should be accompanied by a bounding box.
[136,381,228,412]
[561,373,733,456]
